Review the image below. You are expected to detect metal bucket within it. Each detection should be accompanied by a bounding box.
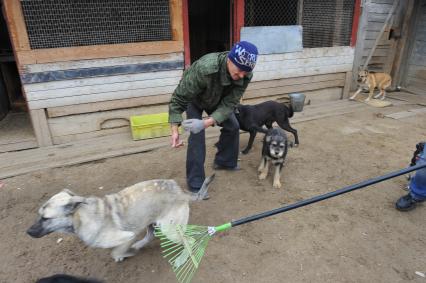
[288,93,306,112]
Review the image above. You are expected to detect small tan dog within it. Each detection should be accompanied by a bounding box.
[350,70,392,102]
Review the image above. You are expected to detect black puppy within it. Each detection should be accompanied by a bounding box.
[258,128,288,189]
[235,100,298,154]
[36,274,103,283]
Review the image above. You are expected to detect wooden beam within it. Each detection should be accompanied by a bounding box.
[29,109,53,147]
[16,41,184,65]
[233,0,245,43]
[2,0,30,51]
[170,0,184,42]
[182,0,191,68]
[351,0,361,47]
[342,71,353,99]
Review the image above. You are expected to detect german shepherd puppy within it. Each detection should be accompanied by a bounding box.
[350,70,392,102]
[258,128,288,189]
[235,101,298,154]
[27,175,214,262]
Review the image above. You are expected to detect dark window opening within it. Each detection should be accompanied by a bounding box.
[188,0,230,63]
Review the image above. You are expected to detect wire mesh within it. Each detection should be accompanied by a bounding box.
[21,0,172,49]
[244,0,355,48]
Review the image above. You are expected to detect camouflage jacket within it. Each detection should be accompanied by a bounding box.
[168,52,252,124]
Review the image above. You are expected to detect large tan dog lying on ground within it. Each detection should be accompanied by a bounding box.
[27,175,214,262]
[350,69,392,102]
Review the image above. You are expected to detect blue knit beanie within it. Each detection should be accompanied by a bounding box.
[228,41,258,72]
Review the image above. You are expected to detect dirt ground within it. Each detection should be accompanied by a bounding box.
[1,101,425,283]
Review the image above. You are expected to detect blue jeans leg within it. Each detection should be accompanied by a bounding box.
[186,103,205,189]
[214,112,240,168]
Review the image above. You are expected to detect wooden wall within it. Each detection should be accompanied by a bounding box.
[402,0,426,94]
[352,0,403,77]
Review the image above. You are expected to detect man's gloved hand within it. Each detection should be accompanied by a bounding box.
[182,119,205,134]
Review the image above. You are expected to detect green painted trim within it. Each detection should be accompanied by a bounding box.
[214,222,232,232]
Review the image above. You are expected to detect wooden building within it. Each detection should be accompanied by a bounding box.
[0,0,422,152]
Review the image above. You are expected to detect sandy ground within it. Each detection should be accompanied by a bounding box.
[1,101,425,283]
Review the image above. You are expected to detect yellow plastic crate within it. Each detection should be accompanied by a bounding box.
[130,113,173,141]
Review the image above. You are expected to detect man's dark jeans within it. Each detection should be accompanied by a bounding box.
[186,103,239,190]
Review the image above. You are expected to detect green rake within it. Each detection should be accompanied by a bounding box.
[154,162,426,283]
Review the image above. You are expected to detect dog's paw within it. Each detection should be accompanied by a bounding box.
[114,257,125,262]
[273,181,282,189]
[364,98,371,102]
[258,172,267,180]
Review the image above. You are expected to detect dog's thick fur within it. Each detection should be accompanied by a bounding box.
[27,175,214,262]
[258,128,288,189]
[350,70,392,102]
[235,101,298,154]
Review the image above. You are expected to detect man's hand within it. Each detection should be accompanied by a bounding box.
[170,124,183,148]
[182,119,206,134]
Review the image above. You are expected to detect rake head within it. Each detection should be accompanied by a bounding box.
[154,224,214,283]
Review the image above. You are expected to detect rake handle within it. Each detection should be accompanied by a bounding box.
[230,163,426,228]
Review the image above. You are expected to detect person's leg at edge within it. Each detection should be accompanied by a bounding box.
[186,103,206,191]
[214,112,240,169]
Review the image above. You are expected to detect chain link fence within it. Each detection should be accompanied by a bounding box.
[245,0,355,48]
[21,0,172,49]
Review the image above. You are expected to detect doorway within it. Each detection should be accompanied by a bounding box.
[188,0,231,63]
[0,3,36,152]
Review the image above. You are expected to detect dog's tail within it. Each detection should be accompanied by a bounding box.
[192,174,215,201]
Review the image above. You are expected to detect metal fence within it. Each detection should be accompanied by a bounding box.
[21,0,172,49]
[245,0,355,48]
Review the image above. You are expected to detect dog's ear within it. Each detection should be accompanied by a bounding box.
[64,196,86,214]
[61,189,76,196]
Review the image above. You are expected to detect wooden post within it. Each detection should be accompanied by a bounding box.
[29,109,53,147]
[233,0,245,44]
[351,0,368,90]
[342,71,353,99]
[350,0,362,47]
[182,0,191,68]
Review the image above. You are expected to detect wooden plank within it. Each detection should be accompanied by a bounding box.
[47,94,172,118]
[247,73,345,91]
[26,77,181,101]
[16,41,184,65]
[363,39,392,49]
[23,53,183,73]
[253,64,353,82]
[2,0,30,51]
[255,55,354,72]
[29,109,53,147]
[367,3,394,14]
[23,70,183,93]
[257,46,354,62]
[363,47,390,56]
[49,104,170,144]
[21,60,184,84]
[28,85,176,109]
[244,79,345,99]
